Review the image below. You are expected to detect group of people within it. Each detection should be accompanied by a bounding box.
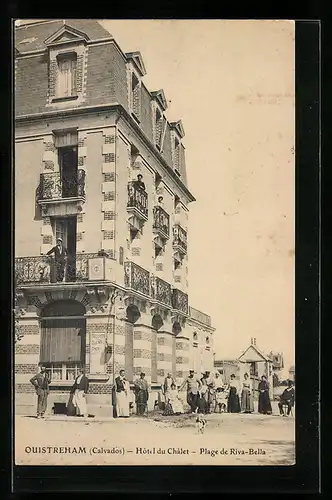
[29,365,295,419]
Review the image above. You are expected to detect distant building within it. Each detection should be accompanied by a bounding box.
[237,338,274,400]
[268,351,284,372]
[214,359,240,384]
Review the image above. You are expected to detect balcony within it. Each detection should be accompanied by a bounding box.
[189,306,211,327]
[173,224,187,255]
[127,181,148,230]
[124,261,150,297]
[151,276,172,307]
[172,288,189,314]
[15,253,113,286]
[153,206,170,241]
[37,170,85,217]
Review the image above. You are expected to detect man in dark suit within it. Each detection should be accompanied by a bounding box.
[47,238,68,282]
[71,368,89,417]
[278,380,295,416]
[30,365,51,418]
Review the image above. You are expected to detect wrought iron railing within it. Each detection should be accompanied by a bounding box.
[151,276,172,307]
[173,224,187,252]
[172,288,189,314]
[38,169,85,201]
[124,261,150,296]
[15,253,107,285]
[153,206,170,238]
[189,306,212,327]
[127,181,148,218]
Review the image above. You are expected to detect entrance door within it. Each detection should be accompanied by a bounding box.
[59,146,78,198]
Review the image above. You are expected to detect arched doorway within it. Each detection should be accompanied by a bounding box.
[124,305,141,383]
[39,300,86,382]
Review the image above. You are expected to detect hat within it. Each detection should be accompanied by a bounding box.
[57,238,63,242]
[140,372,145,377]
[189,369,194,373]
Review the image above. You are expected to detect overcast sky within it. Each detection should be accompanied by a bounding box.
[99,20,295,375]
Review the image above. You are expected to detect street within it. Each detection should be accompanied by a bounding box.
[15,404,295,466]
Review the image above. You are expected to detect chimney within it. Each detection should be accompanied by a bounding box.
[251,337,253,345]
[253,338,256,346]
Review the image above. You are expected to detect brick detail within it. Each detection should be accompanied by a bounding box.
[133,331,153,341]
[77,213,83,223]
[88,384,113,394]
[174,276,181,283]
[15,384,36,393]
[15,344,40,355]
[103,173,115,182]
[20,325,39,335]
[87,324,109,333]
[103,211,115,220]
[176,356,189,364]
[49,61,57,97]
[43,217,51,225]
[157,353,173,362]
[157,336,173,347]
[105,135,115,144]
[103,153,115,163]
[76,55,84,92]
[176,342,189,351]
[133,349,151,359]
[43,235,53,245]
[156,263,163,271]
[115,324,125,335]
[45,142,55,152]
[114,345,125,355]
[27,296,43,309]
[104,191,115,201]
[176,370,184,378]
[131,247,140,256]
[133,366,151,376]
[78,139,85,147]
[78,156,84,166]
[15,364,38,374]
[76,232,83,242]
[43,160,54,171]
[103,230,114,240]
[157,369,165,377]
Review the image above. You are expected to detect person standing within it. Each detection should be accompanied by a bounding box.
[133,372,150,415]
[114,370,130,418]
[227,374,241,413]
[278,380,295,416]
[134,173,146,191]
[46,238,68,282]
[258,375,272,415]
[71,368,89,417]
[29,365,51,418]
[241,372,254,413]
[162,372,176,405]
[179,369,201,413]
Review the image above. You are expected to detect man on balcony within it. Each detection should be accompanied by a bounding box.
[47,238,68,282]
[134,173,146,191]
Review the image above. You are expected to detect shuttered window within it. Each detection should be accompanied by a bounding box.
[57,54,77,98]
[54,130,78,148]
[40,318,85,363]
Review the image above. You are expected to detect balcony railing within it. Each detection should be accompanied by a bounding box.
[172,288,189,314]
[38,169,86,201]
[153,206,170,239]
[124,261,150,296]
[127,181,148,218]
[15,253,105,285]
[151,276,172,307]
[173,224,187,253]
[189,306,211,327]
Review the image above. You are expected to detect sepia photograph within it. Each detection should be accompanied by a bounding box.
[14,19,295,467]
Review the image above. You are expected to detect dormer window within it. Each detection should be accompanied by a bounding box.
[131,72,141,120]
[57,53,77,98]
[155,108,163,150]
[174,137,180,175]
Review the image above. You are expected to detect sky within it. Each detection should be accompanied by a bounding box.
[99,20,295,376]
[17,19,295,375]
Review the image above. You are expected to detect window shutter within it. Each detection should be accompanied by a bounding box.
[54,131,78,148]
[40,319,83,363]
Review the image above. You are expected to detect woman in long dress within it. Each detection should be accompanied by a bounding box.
[241,372,254,413]
[227,374,241,413]
[168,384,184,414]
[114,370,130,418]
[258,375,272,414]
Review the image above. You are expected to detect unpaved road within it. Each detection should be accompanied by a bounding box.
[15,408,295,466]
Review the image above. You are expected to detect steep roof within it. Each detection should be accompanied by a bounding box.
[15,19,112,53]
[238,344,272,363]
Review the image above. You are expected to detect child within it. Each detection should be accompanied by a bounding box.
[215,386,228,413]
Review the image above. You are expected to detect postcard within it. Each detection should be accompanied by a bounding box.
[14,19,295,467]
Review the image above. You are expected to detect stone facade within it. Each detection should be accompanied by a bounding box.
[14,20,215,416]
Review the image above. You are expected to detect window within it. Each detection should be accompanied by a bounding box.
[206,336,210,345]
[173,137,180,173]
[56,53,77,98]
[193,332,198,341]
[155,108,163,149]
[249,362,258,377]
[44,362,81,381]
[131,73,141,118]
